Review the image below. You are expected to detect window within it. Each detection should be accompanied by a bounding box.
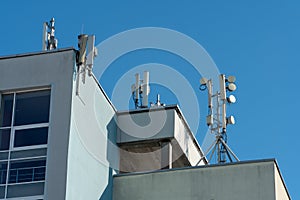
[0,88,49,200]
[14,127,48,148]
[0,129,10,150]
[14,90,50,126]
[0,94,13,127]
[0,89,50,150]
[0,162,7,185]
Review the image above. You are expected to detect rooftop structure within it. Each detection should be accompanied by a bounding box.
[0,41,290,199]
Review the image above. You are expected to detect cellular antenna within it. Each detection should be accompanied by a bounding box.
[42,18,58,51]
[142,71,150,108]
[131,71,150,109]
[199,74,239,164]
[75,34,97,95]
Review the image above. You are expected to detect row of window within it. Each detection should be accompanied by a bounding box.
[0,89,50,190]
[0,90,50,127]
[0,90,50,151]
[0,127,48,150]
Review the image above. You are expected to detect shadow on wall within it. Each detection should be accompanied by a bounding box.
[99,116,118,200]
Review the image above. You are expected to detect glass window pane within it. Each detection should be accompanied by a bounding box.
[0,162,7,184]
[14,127,48,147]
[0,129,10,150]
[14,90,50,126]
[0,94,13,127]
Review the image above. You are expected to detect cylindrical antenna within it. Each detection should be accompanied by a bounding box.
[42,22,48,51]
[43,18,58,51]
[207,79,213,109]
[87,35,96,76]
[47,18,58,50]
[157,94,160,105]
[135,73,140,101]
[77,34,88,66]
[142,71,150,108]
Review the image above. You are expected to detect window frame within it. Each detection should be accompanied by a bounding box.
[11,123,49,151]
[0,195,44,200]
[0,87,49,200]
[0,88,50,151]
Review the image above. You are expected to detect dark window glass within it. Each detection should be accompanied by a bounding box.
[0,94,13,127]
[0,162,7,184]
[14,90,50,126]
[14,127,48,147]
[9,160,46,183]
[0,129,10,150]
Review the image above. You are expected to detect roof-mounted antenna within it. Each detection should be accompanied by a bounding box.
[150,94,166,107]
[75,34,97,95]
[131,71,150,109]
[199,74,239,164]
[42,18,58,51]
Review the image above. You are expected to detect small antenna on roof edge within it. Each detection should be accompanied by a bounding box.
[42,18,58,51]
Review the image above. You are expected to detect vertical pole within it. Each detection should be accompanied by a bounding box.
[217,139,221,163]
[42,22,48,51]
[216,91,221,163]
[207,79,213,111]
[135,73,140,107]
[161,141,172,169]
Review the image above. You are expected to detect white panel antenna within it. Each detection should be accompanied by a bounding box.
[132,71,151,109]
[75,34,97,95]
[142,71,150,108]
[87,35,97,76]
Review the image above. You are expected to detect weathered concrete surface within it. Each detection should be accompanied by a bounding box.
[113,159,290,200]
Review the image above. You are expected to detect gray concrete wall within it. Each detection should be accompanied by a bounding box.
[0,49,75,200]
[113,160,288,200]
[117,109,175,143]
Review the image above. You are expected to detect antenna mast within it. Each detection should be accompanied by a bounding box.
[200,74,239,164]
[42,18,58,51]
[131,71,150,109]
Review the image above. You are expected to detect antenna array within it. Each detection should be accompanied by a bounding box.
[131,71,150,109]
[75,34,98,95]
[42,18,58,51]
[200,74,239,164]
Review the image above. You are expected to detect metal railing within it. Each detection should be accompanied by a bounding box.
[9,166,46,183]
[0,166,46,184]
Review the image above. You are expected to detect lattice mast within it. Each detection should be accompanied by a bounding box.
[200,74,239,163]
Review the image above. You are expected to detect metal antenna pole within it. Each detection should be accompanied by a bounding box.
[200,74,239,164]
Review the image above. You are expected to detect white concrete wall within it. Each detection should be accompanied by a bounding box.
[66,72,117,200]
[274,164,290,200]
[113,160,288,200]
[174,112,204,166]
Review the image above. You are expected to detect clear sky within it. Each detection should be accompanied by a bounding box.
[1,0,299,198]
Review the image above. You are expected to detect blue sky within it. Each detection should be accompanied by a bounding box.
[1,0,299,198]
